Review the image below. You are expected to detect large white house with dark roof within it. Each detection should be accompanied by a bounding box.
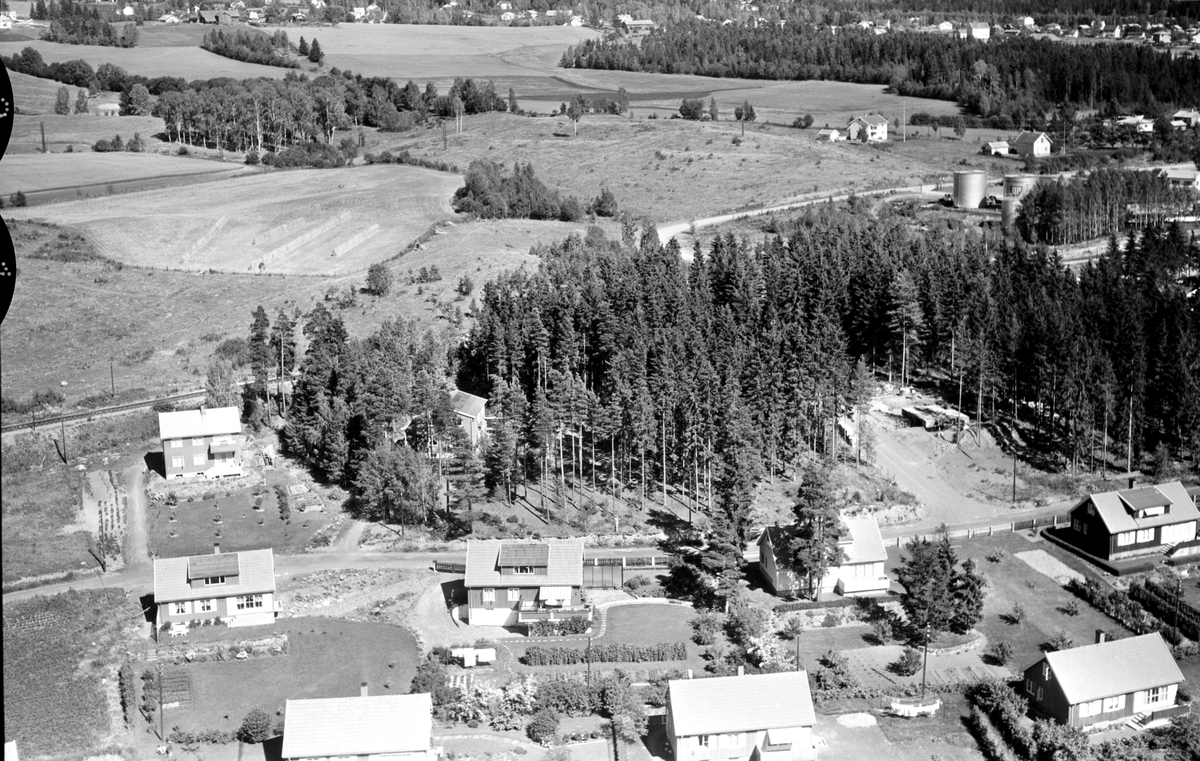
[667,671,817,761]
[282,690,435,761]
[450,389,488,448]
[463,540,586,626]
[153,546,276,630]
[1022,632,1187,729]
[1064,480,1198,561]
[846,114,888,142]
[158,406,243,480]
[757,516,890,598]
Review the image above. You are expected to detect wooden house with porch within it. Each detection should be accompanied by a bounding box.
[153,545,276,632]
[1022,632,1188,729]
[463,540,586,627]
[158,406,243,480]
[1063,480,1199,561]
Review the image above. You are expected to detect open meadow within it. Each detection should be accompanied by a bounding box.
[0,38,291,80]
[374,111,947,223]
[10,70,122,117]
[4,164,462,274]
[8,113,167,154]
[0,152,253,197]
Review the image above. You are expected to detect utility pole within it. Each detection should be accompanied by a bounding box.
[158,660,165,744]
[61,418,68,463]
[40,122,47,153]
[1011,390,1018,504]
[920,619,930,699]
[110,357,115,397]
[903,100,906,142]
[586,636,592,685]
[1126,390,1134,475]
[442,121,448,151]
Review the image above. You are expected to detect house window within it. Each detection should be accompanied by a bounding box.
[204,576,225,586]
[507,588,519,603]
[482,588,495,603]
[171,456,184,469]
[513,566,534,575]
[1088,503,1095,516]
[1037,688,1043,701]
[172,602,188,615]
[192,437,204,446]
[170,439,183,448]
[1117,532,1135,546]
[1043,663,1051,681]
[1079,700,1102,717]
[235,595,263,610]
[1140,506,1165,518]
[1026,679,1036,695]
[1136,528,1154,544]
[696,736,709,748]
[199,599,214,612]
[1103,695,1125,713]
[1146,686,1167,703]
[193,453,206,466]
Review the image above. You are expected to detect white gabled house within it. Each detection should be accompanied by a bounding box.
[282,690,438,761]
[758,516,890,598]
[154,546,277,632]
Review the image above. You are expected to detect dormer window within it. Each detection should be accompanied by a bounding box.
[1042,663,1051,681]
[513,566,534,575]
[204,576,226,586]
[1139,506,1165,518]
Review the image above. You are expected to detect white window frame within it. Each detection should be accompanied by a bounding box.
[193,453,207,466]
[172,602,188,615]
[170,439,183,448]
[507,588,519,603]
[696,736,709,748]
[1140,506,1165,518]
[1088,503,1095,516]
[192,437,205,446]
[482,588,495,603]
[1135,528,1154,544]
[204,576,226,586]
[513,565,534,575]
[235,594,263,610]
[1146,686,1166,703]
[1116,532,1135,547]
[199,599,214,612]
[1102,695,1125,713]
[1043,663,1051,681]
[1079,699,1102,717]
[171,456,184,469]
[1026,679,1036,695]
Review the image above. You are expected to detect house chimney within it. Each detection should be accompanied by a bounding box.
[361,682,369,697]
[1096,630,1107,645]
[737,665,744,677]
[213,542,221,555]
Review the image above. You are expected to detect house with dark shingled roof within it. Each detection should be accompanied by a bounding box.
[1064,480,1198,561]
[463,540,585,627]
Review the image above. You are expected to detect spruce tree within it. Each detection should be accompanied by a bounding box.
[308,38,324,64]
[298,36,309,56]
[54,86,70,115]
[74,88,89,114]
[248,305,272,402]
[787,460,844,601]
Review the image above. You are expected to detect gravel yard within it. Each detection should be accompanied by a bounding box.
[1014,549,1085,586]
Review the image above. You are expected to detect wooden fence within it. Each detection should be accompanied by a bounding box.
[885,514,1070,546]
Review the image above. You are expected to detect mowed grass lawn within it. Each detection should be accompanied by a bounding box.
[8,113,167,154]
[167,617,421,732]
[147,474,334,560]
[0,152,244,196]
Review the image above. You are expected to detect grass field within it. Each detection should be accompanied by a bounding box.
[0,38,291,80]
[10,70,120,117]
[138,23,267,47]
[5,164,462,274]
[0,153,250,196]
[8,113,168,154]
[3,589,139,758]
[258,23,597,83]
[165,617,421,732]
[374,111,946,223]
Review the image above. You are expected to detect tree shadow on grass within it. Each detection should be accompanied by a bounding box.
[144,451,165,479]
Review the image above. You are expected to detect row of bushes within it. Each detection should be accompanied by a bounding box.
[967,681,1036,760]
[169,727,236,745]
[522,642,687,666]
[774,593,895,614]
[118,661,136,728]
[93,133,145,153]
[363,149,460,173]
[1,390,65,415]
[1129,579,1200,641]
[528,617,591,637]
[1066,577,1155,635]
[968,705,1021,761]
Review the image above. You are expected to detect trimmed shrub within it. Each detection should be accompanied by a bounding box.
[890,647,922,676]
[526,708,560,745]
[522,642,686,666]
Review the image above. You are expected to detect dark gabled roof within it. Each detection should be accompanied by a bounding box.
[465,540,582,587]
[187,553,239,580]
[1118,487,1172,511]
[1072,481,1199,533]
[498,543,549,567]
[1014,130,1049,146]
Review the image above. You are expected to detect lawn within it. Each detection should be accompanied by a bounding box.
[163,616,421,733]
[146,469,334,559]
[0,153,247,197]
[3,589,140,759]
[5,164,462,275]
[10,70,120,117]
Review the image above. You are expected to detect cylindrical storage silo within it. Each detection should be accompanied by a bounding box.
[1003,174,1038,199]
[1001,197,1020,228]
[953,170,987,209]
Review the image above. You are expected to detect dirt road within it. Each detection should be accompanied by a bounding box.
[122,463,150,567]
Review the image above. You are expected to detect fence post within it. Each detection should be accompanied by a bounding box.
[989,525,993,537]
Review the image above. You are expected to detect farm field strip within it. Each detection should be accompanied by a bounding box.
[0,39,292,80]
[0,153,250,196]
[5,165,463,275]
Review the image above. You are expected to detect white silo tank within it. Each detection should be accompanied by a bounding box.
[953,171,987,209]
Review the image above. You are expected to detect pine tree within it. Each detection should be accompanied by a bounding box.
[54,86,70,115]
[508,87,519,113]
[248,305,272,402]
[298,36,309,56]
[308,38,324,64]
[708,97,719,121]
[269,308,297,413]
[951,558,986,634]
[74,88,89,114]
[896,528,957,637]
[204,359,240,410]
[787,459,844,601]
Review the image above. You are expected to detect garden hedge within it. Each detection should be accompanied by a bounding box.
[522,642,686,666]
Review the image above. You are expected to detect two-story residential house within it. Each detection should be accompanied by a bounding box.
[758,516,890,599]
[451,389,488,448]
[1012,131,1052,158]
[159,406,243,480]
[667,671,817,761]
[1063,481,1198,561]
[1159,168,1200,192]
[463,540,585,626]
[957,21,991,41]
[1022,632,1188,729]
[153,546,276,631]
[282,688,436,761]
[846,114,888,142]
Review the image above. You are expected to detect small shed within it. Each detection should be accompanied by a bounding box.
[96,103,121,116]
